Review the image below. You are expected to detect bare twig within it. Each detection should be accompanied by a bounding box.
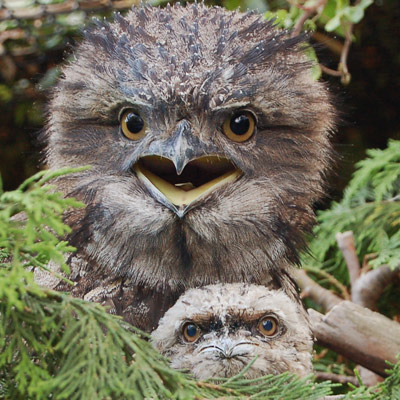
[314,371,359,386]
[304,266,351,301]
[336,231,361,290]
[338,21,353,85]
[319,64,346,77]
[294,269,342,311]
[287,0,354,83]
[291,9,313,37]
[352,265,400,310]
[336,231,400,310]
[290,0,327,38]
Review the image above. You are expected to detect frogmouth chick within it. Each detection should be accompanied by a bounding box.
[151,283,313,379]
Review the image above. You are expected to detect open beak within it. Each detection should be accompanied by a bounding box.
[133,155,242,210]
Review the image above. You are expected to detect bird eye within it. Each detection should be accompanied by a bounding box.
[182,322,202,343]
[257,316,278,337]
[120,109,146,140]
[222,111,255,142]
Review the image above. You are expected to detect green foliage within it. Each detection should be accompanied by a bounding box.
[0,169,339,399]
[323,0,373,33]
[264,0,373,37]
[342,356,400,399]
[303,140,400,281]
[0,168,85,276]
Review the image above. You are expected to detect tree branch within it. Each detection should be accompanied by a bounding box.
[352,265,400,310]
[314,371,359,386]
[336,230,400,310]
[336,231,360,289]
[309,302,400,377]
[294,269,342,311]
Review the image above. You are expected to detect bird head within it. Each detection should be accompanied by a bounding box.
[151,283,313,379]
[44,4,335,290]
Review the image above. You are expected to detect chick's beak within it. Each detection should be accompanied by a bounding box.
[198,338,254,359]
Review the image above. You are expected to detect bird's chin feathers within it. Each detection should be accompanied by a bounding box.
[62,171,308,292]
[173,344,312,380]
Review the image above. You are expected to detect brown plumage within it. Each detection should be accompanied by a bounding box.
[40,3,335,331]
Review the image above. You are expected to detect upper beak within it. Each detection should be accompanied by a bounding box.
[198,338,253,359]
[133,120,242,213]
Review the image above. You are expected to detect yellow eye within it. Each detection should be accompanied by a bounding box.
[182,322,202,343]
[120,109,146,140]
[222,111,255,142]
[257,316,278,337]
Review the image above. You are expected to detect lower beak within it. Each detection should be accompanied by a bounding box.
[133,155,242,209]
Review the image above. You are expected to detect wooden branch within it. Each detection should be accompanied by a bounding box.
[336,231,361,289]
[356,366,384,387]
[304,266,351,300]
[336,231,400,310]
[338,21,353,85]
[314,371,359,386]
[309,301,400,377]
[336,231,399,383]
[352,265,400,310]
[294,269,342,311]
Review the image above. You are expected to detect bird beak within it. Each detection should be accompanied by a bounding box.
[133,121,242,213]
[198,338,253,359]
[134,156,241,208]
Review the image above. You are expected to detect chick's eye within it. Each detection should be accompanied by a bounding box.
[182,322,201,343]
[121,110,146,140]
[257,316,278,337]
[223,111,255,142]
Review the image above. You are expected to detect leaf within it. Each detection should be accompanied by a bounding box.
[303,45,322,80]
[325,14,341,32]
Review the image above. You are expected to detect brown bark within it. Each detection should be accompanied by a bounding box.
[309,301,400,377]
[294,269,342,311]
[352,266,400,310]
[314,372,359,386]
[336,230,399,385]
[336,231,361,289]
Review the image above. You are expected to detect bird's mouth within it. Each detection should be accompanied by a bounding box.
[133,155,242,209]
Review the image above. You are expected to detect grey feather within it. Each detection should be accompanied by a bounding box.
[41,3,335,331]
[151,283,313,379]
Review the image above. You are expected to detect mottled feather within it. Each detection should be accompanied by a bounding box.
[41,3,335,331]
[152,283,313,379]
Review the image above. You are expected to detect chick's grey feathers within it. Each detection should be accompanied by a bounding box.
[152,283,313,379]
[43,4,335,330]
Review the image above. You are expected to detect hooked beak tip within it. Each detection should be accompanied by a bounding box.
[171,155,189,176]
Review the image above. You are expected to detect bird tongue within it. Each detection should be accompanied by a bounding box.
[174,182,196,192]
[134,156,241,207]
